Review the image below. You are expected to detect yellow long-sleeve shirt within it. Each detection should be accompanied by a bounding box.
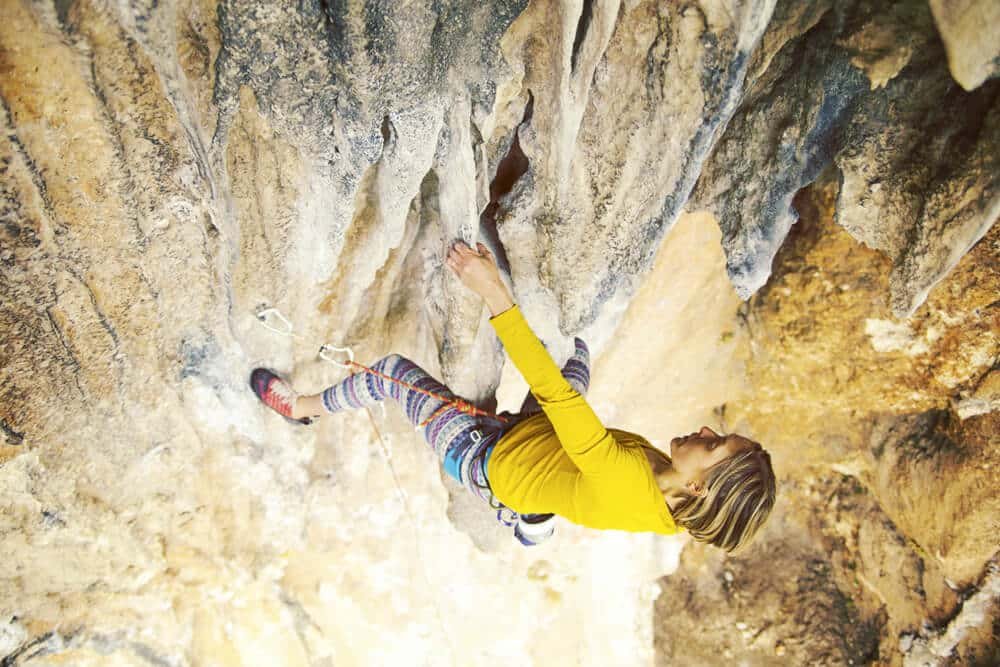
[486,305,679,535]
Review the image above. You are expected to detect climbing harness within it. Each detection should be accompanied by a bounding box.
[254,307,507,429]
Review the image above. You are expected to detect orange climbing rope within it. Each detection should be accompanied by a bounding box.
[337,359,507,427]
[254,306,508,428]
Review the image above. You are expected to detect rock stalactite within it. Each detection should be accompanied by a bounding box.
[1,1,996,665]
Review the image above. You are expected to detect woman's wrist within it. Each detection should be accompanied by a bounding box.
[482,281,515,317]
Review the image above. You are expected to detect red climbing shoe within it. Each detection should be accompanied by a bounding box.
[250,368,311,425]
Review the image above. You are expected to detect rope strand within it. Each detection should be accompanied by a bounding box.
[340,360,505,427]
[254,306,507,428]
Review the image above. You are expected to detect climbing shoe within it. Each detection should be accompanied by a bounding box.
[250,368,312,425]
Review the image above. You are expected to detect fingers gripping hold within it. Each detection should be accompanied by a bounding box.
[446,239,486,271]
[445,238,505,300]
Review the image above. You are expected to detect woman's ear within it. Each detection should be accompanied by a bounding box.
[686,480,705,497]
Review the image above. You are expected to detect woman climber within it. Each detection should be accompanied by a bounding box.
[251,239,776,551]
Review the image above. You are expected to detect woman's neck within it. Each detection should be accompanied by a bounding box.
[643,447,688,511]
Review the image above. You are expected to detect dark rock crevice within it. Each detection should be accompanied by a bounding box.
[570,0,595,74]
[478,91,534,280]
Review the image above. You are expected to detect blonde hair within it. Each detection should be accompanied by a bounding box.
[670,445,776,554]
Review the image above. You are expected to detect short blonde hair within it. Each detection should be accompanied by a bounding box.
[671,445,776,553]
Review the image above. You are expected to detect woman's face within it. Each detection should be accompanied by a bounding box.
[669,426,759,483]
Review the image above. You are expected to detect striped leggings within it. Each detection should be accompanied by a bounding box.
[320,338,591,506]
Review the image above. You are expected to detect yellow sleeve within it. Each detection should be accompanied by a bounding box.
[489,305,629,475]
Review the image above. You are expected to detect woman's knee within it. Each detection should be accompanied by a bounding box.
[373,353,408,373]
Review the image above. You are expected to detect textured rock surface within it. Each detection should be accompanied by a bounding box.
[692,0,1000,316]
[1,0,997,665]
[656,176,999,667]
[928,0,1000,91]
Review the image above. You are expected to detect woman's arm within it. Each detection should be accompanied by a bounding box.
[481,280,515,318]
[488,305,628,474]
[446,239,629,475]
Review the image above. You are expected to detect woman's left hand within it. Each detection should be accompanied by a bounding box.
[445,240,502,297]
[446,240,515,316]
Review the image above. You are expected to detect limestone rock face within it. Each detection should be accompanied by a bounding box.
[0,1,997,665]
[656,176,998,666]
[692,0,999,316]
[928,0,1000,91]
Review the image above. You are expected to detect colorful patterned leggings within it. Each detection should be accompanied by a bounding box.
[320,338,591,506]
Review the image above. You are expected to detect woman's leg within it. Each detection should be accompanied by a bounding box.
[301,354,497,500]
[314,354,463,426]
[292,393,325,419]
[518,337,590,415]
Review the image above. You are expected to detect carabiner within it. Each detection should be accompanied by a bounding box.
[319,343,355,369]
[255,307,294,336]
[496,507,519,527]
